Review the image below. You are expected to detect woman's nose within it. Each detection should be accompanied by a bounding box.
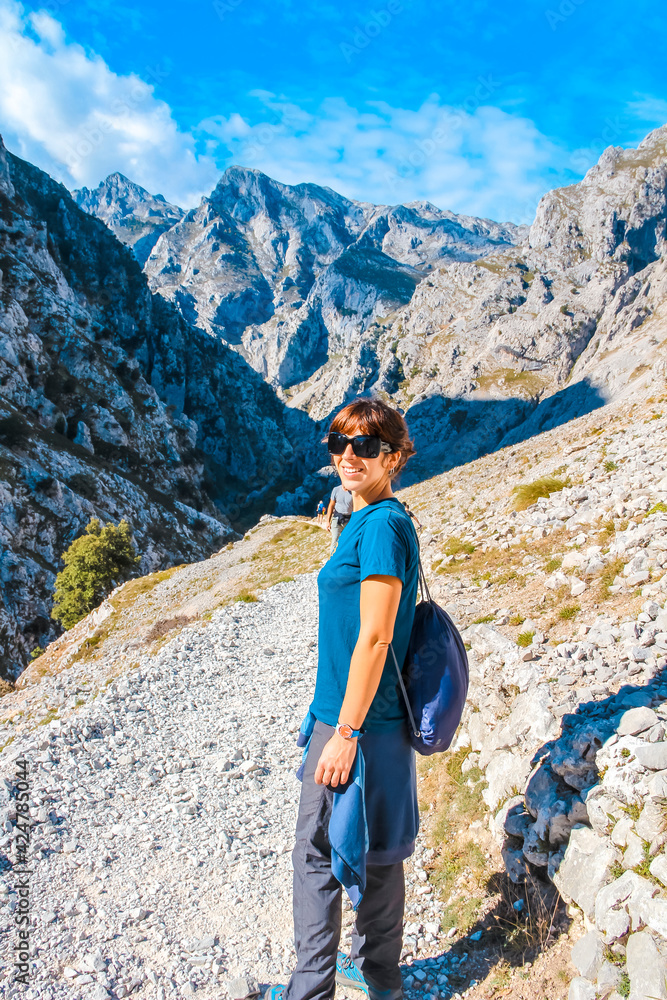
[341,443,356,458]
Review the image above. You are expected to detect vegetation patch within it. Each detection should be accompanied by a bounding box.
[444,536,476,556]
[512,477,569,511]
[145,615,193,641]
[52,518,140,629]
[418,746,489,934]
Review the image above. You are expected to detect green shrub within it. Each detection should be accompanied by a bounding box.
[647,501,667,516]
[604,460,618,472]
[509,613,525,626]
[545,556,562,573]
[30,646,45,660]
[472,614,494,624]
[517,631,535,647]
[558,604,580,620]
[51,518,140,629]
[512,477,569,511]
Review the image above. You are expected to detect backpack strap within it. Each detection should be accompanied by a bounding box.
[388,642,420,739]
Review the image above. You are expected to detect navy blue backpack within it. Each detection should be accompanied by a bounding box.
[389,552,469,755]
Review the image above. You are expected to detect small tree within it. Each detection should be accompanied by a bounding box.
[51,518,140,629]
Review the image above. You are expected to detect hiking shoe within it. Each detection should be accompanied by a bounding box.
[335,953,369,994]
[263,987,286,1000]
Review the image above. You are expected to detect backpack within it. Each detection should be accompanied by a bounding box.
[389,554,469,755]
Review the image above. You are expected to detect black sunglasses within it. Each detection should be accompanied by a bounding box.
[327,431,395,459]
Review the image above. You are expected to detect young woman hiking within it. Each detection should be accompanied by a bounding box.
[264,396,420,1000]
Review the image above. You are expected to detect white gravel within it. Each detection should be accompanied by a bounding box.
[0,574,451,1000]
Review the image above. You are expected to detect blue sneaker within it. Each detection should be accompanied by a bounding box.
[263,987,286,1000]
[336,953,369,994]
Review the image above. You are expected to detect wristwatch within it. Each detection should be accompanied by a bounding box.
[336,723,362,739]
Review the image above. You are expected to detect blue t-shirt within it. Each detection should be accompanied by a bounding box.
[312,497,419,733]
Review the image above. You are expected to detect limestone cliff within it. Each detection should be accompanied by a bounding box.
[0,139,300,679]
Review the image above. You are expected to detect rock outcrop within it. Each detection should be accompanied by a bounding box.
[73,173,184,266]
[77,128,667,481]
[138,167,524,388]
[0,137,302,678]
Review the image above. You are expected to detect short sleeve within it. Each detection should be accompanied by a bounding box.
[358,512,408,584]
[331,487,337,502]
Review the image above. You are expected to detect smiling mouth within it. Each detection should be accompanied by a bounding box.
[341,465,363,475]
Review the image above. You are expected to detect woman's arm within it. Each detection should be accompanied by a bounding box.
[314,573,402,787]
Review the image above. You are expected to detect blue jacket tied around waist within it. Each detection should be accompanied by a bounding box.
[297,711,368,908]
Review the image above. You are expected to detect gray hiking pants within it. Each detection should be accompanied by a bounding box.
[283,721,405,1000]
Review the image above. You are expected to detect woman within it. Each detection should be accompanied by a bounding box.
[265,397,420,1000]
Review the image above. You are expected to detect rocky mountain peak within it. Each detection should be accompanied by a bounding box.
[73,173,185,266]
[0,135,14,199]
[529,124,667,269]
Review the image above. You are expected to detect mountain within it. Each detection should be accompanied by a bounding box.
[73,173,184,266]
[0,137,304,679]
[133,167,525,387]
[369,125,667,480]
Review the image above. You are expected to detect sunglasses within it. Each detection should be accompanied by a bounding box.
[327,431,395,459]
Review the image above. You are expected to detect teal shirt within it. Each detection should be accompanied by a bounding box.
[312,497,419,732]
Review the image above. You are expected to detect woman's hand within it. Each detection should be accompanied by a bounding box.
[314,733,358,787]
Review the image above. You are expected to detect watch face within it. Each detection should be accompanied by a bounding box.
[338,724,353,739]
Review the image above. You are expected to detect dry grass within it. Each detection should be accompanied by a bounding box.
[511,477,569,511]
[418,746,490,933]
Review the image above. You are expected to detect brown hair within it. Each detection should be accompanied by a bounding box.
[328,396,416,476]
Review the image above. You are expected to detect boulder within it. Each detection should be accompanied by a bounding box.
[636,895,667,937]
[553,825,621,921]
[647,770,667,798]
[626,930,667,1000]
[649,853,667,887]
[634,742,667,770]
[595,871,656,943]
[610,814,635,848]
[585,787,624,836]
[567,977,597,1000]
[507,686,558,744]
[617,707,658,736]
[571,930,605,979]
[482,752,533,812]
[596,961,621,995]
[468,712,488,752]
[635,799,667,842]
[460,623,519,663]
[622,830,647,870]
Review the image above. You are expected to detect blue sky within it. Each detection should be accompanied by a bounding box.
[0,0,666,223]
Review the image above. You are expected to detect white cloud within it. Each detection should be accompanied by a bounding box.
[198,92,573,223]
[0,0,219,206]
[0,0,576,223]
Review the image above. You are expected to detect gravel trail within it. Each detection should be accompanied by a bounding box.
[0,574,446,1000]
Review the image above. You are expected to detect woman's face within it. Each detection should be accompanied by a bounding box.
[332,422,401,495]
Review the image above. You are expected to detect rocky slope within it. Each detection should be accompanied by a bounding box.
[0,137,305,680]
[327,125,667,475]
[138,168,524,386]
[2,391,667,999]
[73,175,184,267]
[75,128,666,491]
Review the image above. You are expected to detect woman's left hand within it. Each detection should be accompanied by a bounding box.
[314,733,358,787]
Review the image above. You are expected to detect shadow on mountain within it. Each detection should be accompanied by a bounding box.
[399,378,607,487]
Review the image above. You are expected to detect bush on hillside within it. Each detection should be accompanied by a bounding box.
[51,518,140,629]
[512,476,569,511]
